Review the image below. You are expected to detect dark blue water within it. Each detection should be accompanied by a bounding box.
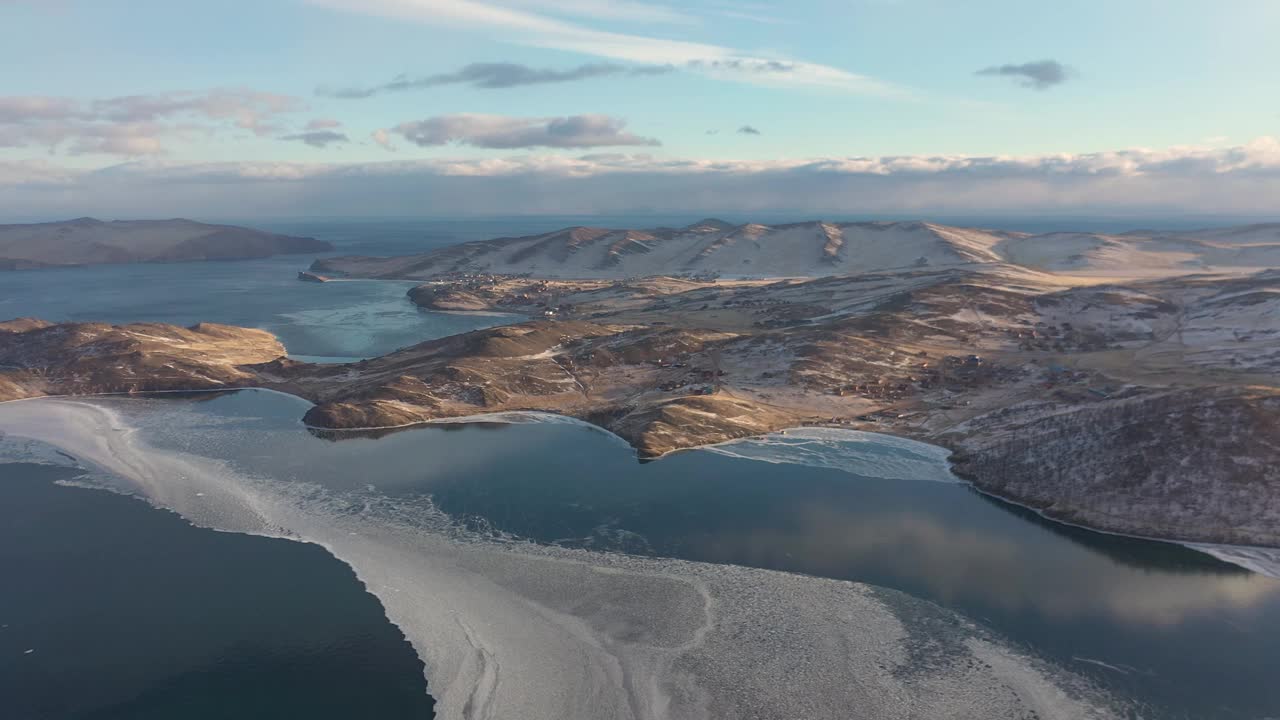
[0,462,435,720]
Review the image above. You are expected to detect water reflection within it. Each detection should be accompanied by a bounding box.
[76,391,1280,719]
[697,502,1274,626]
[151,391,1280,627]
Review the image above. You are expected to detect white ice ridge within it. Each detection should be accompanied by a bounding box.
[0,399,1123,720]
[1187,544,1280,580]
[704,427,960,482]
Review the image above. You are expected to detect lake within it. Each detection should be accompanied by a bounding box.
[2,218,1278,719]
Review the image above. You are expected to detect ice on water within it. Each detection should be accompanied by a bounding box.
[706,427,960,482]
[0,398,1123,720]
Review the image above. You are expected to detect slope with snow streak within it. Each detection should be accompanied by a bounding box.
[315,219,1280,281]
[0,397,1123,720]
[315,221,1020,280]
[995,226,1280,276]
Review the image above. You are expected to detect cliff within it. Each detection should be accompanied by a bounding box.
[949,388,1280,546]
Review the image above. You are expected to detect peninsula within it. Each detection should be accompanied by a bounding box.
[0,217,332,270]
[3,219,1278,549]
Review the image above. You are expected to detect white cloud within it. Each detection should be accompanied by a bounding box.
[499,0,693,24]
[0,89,308,157]
[390,113,660,149]
[371,128,397,151]
[305,0,895,93]
[4,138,1279,217]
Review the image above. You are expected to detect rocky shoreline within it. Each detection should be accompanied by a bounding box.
[4,263,1278,548]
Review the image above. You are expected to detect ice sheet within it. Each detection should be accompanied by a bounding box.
[0,398,1123,720]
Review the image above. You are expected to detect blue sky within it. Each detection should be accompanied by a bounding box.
[2,0,1278,217]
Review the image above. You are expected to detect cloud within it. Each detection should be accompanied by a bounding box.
[689,58,795,74]
[711,9,794,25]
[389,113,660,149]
[479,0,693,25]
[305,0,895,94]
[976,60,1070,90]
[306,118,343,130]
[89,90,305,135]
[0,89,307,156]
[737,125,761,135]
[280,130,350,148]
[6,137,1280,218]
[0,96,84,123]
[371,128,397,151]
[323,61,673,98]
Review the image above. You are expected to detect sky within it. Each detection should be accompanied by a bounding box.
[2,0,1279,219]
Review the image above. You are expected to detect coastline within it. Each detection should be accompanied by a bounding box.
[4,260,1277,558]
[5,387,1278,574]
[0,395,1129,720]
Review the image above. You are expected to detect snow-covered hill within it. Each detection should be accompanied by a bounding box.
[996,225,1280,276]
[315,220,1019,279]
[316,219,1280,280]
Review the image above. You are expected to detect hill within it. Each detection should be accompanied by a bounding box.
[313,219,1280,280]
[0,217,332,270]
[6,264,1277,546]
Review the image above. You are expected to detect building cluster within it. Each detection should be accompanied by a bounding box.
[830,353,1021,401]
[1012,321,1114,353]
[652,355,722,395]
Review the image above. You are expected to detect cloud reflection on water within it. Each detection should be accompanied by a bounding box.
[698,504,1280,626]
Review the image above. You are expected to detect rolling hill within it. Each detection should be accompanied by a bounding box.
[314,219,1280,280]
[0,217,332,270]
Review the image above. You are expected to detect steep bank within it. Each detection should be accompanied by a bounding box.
[947,388,1280,547]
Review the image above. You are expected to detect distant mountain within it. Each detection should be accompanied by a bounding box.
[0,218,332,270]
[314,219,1280,280]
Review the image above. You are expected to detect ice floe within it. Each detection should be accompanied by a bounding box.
[0,398,1124,720]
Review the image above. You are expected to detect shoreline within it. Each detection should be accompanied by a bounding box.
[0,395,1130,720]
[5,261,1278,557]
[5,387,1278,574]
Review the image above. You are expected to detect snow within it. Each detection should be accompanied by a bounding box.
[1188,544,1280,579]
[332,220,1280,282]
[997,228,1280,276]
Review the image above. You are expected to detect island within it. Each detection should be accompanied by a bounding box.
[2,219,1278,549]
[0,217,332,269]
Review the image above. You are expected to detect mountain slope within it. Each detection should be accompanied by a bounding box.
[0,218,332,270]
[314,220,1021,279]
[995,225,1280,275]
[315,219,1280,280]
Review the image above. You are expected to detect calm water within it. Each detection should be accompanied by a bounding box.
[0,462,435,720]
[3,390,1274,719]
[0,214,1253,361]
[0,217,721,360]
[2,218,1279,719]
